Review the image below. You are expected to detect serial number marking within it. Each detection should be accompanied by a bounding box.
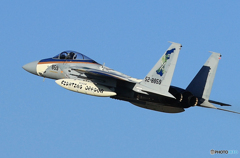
[145,76,162,85]
[52,65,58,71]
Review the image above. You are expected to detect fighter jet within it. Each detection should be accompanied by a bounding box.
[22,42,239,114]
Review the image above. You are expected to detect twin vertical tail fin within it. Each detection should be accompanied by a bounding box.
[133,42,239,114]
[186,53,240,114]
[133,42,182,98]
[186,52,221,102]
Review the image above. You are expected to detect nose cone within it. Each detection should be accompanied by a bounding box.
[22,60,39,75]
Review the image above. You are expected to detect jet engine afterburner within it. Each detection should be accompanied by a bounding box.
[181,91,198,108]
[169,86,198,108]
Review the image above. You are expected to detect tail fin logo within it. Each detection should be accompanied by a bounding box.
[156,48,175,76]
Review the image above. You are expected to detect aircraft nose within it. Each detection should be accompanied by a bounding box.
[22,60,39,75]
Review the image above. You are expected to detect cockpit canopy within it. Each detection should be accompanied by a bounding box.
[53,51,94,61]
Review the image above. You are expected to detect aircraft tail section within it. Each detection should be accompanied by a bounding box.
[183,52,238,114]
[186,52,221,101]
[133,42,182,98]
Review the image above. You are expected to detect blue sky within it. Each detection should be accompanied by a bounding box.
[1,0,240,157]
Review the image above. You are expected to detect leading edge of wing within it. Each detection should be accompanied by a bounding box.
[71,66,140,83]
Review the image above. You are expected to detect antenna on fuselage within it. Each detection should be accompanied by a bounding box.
[102,63,105,69]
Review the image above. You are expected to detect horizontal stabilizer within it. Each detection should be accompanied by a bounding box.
[200,101,239,114]
[209,100,231,106]
[216,108,240,114]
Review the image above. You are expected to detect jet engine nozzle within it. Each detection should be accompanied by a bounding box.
[169,87,183,102]
[169,87,198,108]
[182,92,198,108]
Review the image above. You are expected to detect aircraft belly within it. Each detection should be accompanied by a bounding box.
[130,101,184,113]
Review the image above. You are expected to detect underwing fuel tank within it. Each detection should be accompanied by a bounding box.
[55,79,116,97]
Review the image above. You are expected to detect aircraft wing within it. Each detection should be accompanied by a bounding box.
[70,66,140,83]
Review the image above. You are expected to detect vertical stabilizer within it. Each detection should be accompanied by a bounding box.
[133,42,182,97]
[186,52,221,100]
